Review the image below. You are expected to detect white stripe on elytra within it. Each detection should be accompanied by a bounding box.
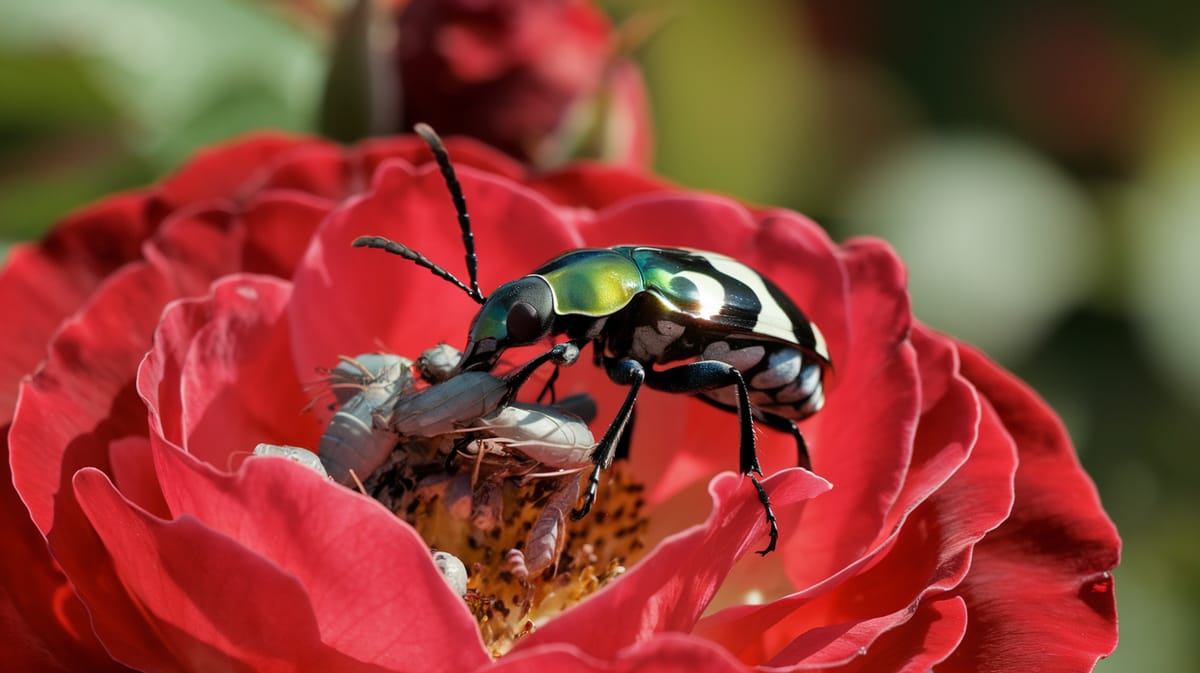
[675,270,727,320]
[810,322,830,362]
[702,253,797,344]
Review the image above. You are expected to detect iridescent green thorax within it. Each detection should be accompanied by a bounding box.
[532,249,644,317]
[527,246,829,363]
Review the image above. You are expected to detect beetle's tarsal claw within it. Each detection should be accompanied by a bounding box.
[572,465,601,519]
[749,474,778,556]
[570,494,594,520]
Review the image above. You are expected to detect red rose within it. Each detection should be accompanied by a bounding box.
[1,133,1117,671]
[392,0,651,167]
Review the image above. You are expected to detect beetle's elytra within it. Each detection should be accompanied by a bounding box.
[354,124,831,555]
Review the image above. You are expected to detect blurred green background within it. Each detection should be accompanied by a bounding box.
[1,1,1196,670]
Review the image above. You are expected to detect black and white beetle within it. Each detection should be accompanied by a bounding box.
[355,124,832,554]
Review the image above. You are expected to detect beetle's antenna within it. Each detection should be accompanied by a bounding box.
[353,236,485,304]
[414,123,484,304]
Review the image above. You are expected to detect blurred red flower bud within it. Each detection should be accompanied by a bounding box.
[321,0,652,168]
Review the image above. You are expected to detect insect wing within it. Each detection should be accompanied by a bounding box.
[470,404,596,469]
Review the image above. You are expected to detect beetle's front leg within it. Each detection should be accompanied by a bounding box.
[572,357,645,520]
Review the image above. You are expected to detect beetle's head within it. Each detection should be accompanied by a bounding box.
[459,276,555,372]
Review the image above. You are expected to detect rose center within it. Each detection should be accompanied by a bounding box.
[361,434,648,657]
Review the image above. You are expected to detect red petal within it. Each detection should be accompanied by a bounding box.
[494,634,754,673]
[152,133,320,213]
[693,326,986,664]
[0,430,133,673]
[10,259,178,535]
[0,192,151,424]
[820,597,968,673]
[514,469,830,658]
[289,160,580,377]
[885,327,979,530]
[71,467,396,673]
[358,136,528,183]
[749,378,1014,668]
[238,193,332,278]
[8,211,247,527]
[150,206,243,295]
[247,140,350,201]
[580,192,767,252]
[142,442,489,671]
[782,238,918,584]
[174,276,321,467]
[363,133,666,209]
[108,436,169,519]
[137,275,215,452]
[8,226,242,669]
[938,346,1120,672]
[249,135,525,216]
[530,163,671,210]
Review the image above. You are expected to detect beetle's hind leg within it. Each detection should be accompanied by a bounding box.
[754,410,811,471]
[641,360,778,555]
[699,397,812,472]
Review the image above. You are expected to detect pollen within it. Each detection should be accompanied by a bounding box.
[361,435,648,657]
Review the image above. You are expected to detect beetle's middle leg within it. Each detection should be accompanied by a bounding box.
[642,361,758,473]
[572,357,645,520]
[697,397,812,472]
[641,360,779,555]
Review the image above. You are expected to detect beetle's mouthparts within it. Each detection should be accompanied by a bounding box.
[457,338,499,373]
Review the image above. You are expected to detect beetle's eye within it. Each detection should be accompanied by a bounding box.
[506,301,542,343]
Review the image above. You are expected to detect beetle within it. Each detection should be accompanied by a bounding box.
[355,124,832,554]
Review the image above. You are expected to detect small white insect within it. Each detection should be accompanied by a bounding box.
[385,341,583,441]
[523,477,580,576]
[316,341,598,582]
[415,343,462,383]
[326,353,412,405]
[432,550,469,596]
[318,353,414,484]
[505,548,529,582]
[252,443,329,477]
[385,371,510,438]
[464,404,596,470]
